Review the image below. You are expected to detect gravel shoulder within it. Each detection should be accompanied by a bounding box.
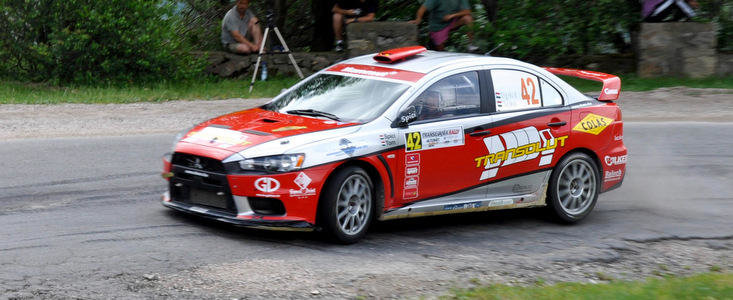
[1,87,731,140]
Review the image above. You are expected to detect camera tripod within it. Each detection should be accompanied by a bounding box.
[249,11,304,93]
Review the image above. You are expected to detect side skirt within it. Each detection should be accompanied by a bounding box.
[380,171,551,220]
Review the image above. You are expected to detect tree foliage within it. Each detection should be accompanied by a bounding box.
[0,0,204,84]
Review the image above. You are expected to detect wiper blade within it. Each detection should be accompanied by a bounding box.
[286,109,341,121]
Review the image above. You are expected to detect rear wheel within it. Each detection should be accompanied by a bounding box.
[547,152,600,222]
[319,166,374,244]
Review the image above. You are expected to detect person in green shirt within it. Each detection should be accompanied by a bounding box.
[409,0,478,52]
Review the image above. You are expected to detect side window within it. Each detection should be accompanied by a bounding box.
[408,71,480,121]
[540,79,563,106]
[490,69,544,112]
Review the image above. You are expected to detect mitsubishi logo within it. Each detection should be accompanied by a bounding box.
[254,177,280,193]
[187,157,204,169]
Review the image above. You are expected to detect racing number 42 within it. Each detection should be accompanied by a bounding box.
[521,78,540,105]
[405,132,422,151]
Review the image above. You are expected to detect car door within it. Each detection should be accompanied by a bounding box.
[394,70,494,207]
[475,68,572,197]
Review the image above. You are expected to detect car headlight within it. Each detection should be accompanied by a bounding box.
[239,154,305,172]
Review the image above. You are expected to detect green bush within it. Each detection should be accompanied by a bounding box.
[0,0,204,84]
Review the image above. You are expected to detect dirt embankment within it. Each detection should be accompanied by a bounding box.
[1,87,731,140]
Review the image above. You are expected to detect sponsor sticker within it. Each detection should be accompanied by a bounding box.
[572,113,614,135]
[254,177,280,193]
[289,172,316,197]
[405,126,464,152]
[604,170,623,182]
[184,127,251,147]
[474,126,569,180]
[184,170,209,178]
[406,165,420,176]
[488,199,514,207]
[605,155,627,166]
[403,187,418,199]
[272,126,307,132]
[379,133,398,147]
[327,139,368,157]
[444,201,482,211]
[404,176,419,187]
[255,194,280,198]
[604,88,619,95]
[405,153,420,165]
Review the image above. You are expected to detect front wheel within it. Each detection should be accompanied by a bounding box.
[319,166,374,244]
[546,153,600,223]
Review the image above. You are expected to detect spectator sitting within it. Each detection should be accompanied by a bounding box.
[333,0,377,52]
[643,0,699,22]
[409,0,478,52]
[221,0,264,54]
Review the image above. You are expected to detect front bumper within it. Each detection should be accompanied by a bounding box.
[162,192,314,231]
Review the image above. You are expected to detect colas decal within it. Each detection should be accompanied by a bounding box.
[474,126,568,180]
[572,113,614,135]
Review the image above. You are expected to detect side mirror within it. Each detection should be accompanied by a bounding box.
[395,106,418,128]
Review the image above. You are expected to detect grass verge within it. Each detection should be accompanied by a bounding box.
[0,77,299,104]
[1,75,731,104]
[447,272,732,300]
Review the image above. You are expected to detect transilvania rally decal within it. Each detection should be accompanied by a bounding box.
[184,127,251,147]
[572,113,614,135]
[405,126,464,152]
[474,126,568,180]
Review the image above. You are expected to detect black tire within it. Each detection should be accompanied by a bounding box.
[318,166,374,244]
[546,152,600,223]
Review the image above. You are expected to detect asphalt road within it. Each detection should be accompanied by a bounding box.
[1,123,732,298]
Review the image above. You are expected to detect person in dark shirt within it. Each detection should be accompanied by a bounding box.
[333,0,377,52]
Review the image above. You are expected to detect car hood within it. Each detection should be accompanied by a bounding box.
[176,108,359,160]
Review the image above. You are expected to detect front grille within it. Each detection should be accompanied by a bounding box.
[169,156,237,214]
[171,153,225,173]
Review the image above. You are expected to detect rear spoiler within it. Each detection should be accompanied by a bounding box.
[543,67,621,101]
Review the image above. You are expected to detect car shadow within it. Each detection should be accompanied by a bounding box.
[160,206,564,246]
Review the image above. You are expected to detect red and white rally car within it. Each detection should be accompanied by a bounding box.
[162,46,626,243]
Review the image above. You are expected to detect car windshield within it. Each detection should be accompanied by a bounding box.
[263,74,410,123]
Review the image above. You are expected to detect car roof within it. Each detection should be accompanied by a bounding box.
[342,50,528,74]
[336,50,590,104]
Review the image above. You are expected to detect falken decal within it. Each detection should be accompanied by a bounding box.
[405,126,464,152]
[572,113,613,135]
[272,126,307,132]
[474,126,568,180]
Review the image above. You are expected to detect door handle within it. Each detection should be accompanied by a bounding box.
[469,130,492,137]
[547,121,567,127]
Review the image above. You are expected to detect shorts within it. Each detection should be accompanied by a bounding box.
[429,18,459,46]
[224,43,240,53]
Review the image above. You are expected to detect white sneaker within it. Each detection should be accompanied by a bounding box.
[467,44,479,52]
